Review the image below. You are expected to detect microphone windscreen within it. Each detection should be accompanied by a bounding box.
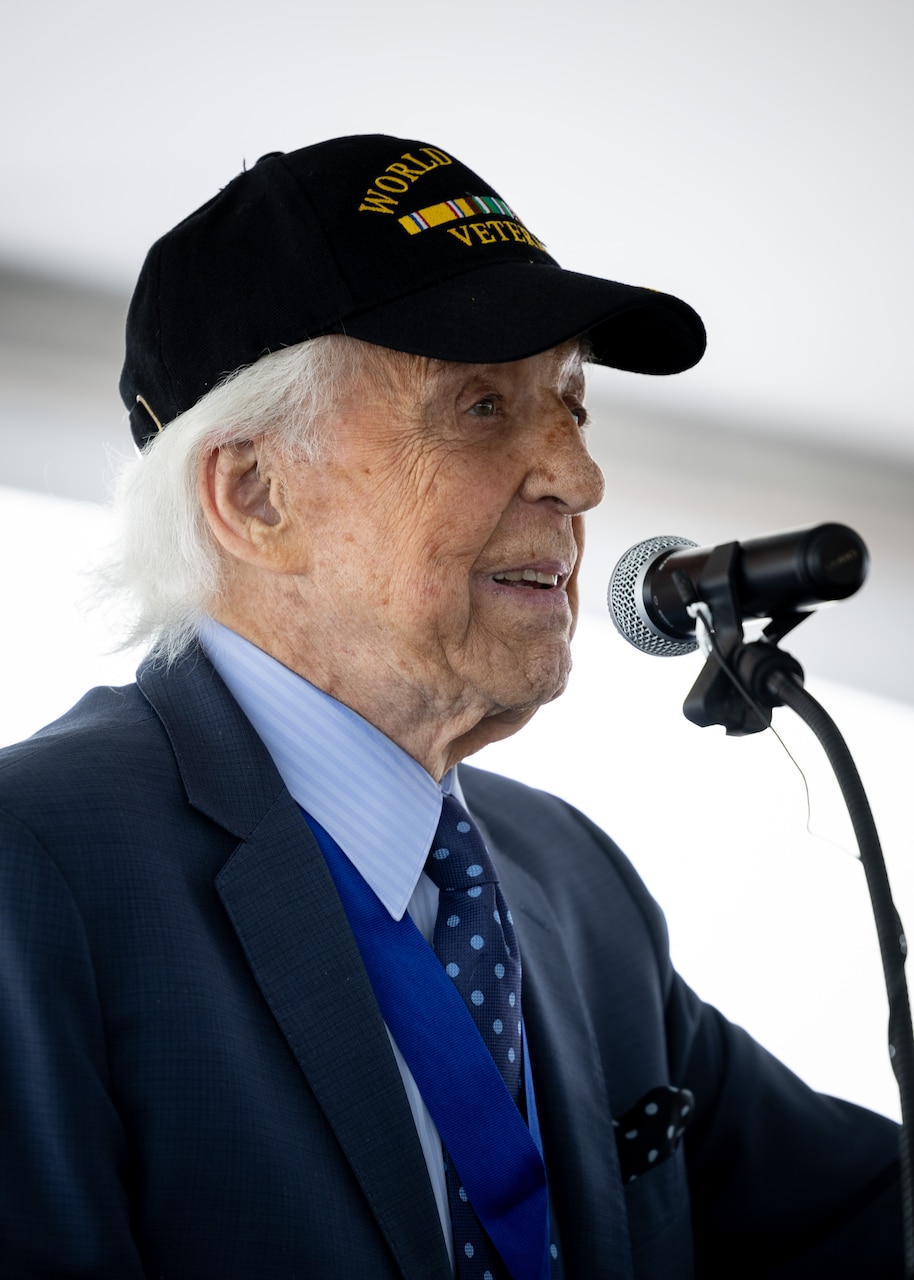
[608,535,699,656]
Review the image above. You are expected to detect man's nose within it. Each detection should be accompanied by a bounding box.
[519,402,605,515]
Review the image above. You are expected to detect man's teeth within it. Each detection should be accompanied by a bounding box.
[492,570,559,586]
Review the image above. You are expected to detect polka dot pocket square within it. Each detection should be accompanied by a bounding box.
[613,1084,695,1183]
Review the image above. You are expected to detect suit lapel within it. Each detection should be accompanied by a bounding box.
[473,812,635,1280]
[138,653,451,1280]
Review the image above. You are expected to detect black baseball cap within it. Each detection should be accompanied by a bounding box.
[120,133,706,448]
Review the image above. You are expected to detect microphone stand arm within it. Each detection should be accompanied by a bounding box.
[676,546,914,1277]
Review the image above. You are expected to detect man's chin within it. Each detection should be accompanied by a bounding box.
[485,661,573,728]
[443,658,571,767]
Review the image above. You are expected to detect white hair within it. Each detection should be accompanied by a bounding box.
[100,334,376,664]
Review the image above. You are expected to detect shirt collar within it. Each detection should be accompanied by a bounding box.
[200,619,460,920]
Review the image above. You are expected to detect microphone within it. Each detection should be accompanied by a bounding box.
[608,523,869,657]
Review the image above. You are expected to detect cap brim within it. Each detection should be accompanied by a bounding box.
[339,262,706,375]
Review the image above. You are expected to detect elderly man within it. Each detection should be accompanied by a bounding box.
[0,136,902,1278]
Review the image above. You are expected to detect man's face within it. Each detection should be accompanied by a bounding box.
[268,341,605,763]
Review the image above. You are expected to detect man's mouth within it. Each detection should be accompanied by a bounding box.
[491,570,561,589]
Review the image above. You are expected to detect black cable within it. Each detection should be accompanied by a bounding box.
[766,669,914,1280]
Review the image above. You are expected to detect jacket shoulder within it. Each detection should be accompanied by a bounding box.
[0,681,158,789]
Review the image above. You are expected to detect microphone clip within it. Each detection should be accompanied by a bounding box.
[677,541,806,735]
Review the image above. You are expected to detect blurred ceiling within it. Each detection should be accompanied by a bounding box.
[0,0,911,461]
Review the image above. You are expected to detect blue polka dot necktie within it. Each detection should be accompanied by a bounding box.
[426,795,524,1279]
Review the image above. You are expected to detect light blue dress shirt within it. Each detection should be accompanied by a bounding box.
[200,618,468,1263]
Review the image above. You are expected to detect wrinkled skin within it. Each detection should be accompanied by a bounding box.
[201,341,605,779]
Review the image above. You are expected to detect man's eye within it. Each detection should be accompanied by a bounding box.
[468,397,499,417]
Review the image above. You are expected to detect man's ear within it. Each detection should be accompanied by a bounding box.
[197,438,307,573]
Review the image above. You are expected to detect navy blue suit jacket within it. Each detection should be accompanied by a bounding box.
[0,649,902,1276]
